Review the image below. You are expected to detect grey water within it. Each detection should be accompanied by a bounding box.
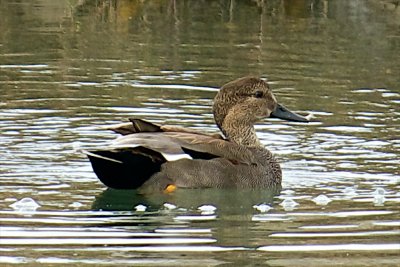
[0,0,399,266]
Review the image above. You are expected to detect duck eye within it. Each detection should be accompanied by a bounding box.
[254,91,263,98]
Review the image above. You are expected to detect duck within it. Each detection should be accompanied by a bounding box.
[84,76,309,194]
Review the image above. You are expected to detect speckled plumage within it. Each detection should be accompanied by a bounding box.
[86,76,308,193]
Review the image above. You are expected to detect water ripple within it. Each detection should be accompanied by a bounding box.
[258,243,400,252]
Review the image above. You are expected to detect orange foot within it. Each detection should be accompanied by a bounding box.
[164,184,177,194]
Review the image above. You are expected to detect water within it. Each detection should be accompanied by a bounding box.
[1,0,399,266]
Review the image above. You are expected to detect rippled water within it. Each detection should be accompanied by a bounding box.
[1,0,399,266]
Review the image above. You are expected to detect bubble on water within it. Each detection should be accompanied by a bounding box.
[281,189,295,195]
[373,195,386,206]
[342,187,358,198]
[198,205,217,215]
[69,202,83,208]
[134,204,147,212]
[373,187,386,196]
[312,194,332,206]
[373,188,386,206]
[9,198,40,212]
[253,203,272,213]
[280,198,299,211]
[163,203,177,210]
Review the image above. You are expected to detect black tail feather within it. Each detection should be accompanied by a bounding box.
[87,148,165,189]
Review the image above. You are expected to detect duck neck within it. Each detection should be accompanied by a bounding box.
[221,112,262,147]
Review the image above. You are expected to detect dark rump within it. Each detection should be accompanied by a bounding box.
[87,147,165,189]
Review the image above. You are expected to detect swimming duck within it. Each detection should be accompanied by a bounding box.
[85,76,309,193]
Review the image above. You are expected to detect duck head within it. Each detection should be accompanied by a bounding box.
[213,76,308,146]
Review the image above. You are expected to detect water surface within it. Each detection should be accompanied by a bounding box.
[0,0,399,266]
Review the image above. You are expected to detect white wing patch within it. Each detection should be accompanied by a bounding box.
[161,153,193,161]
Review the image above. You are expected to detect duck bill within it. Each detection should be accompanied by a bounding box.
[270,103,309,122]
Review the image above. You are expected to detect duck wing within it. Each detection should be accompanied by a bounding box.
[106,118,224,139]
[104,119,161,135]
[109,118,253,163]
[108,131,257,165]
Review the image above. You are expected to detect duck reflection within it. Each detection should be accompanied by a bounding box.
[92,186,281,215]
